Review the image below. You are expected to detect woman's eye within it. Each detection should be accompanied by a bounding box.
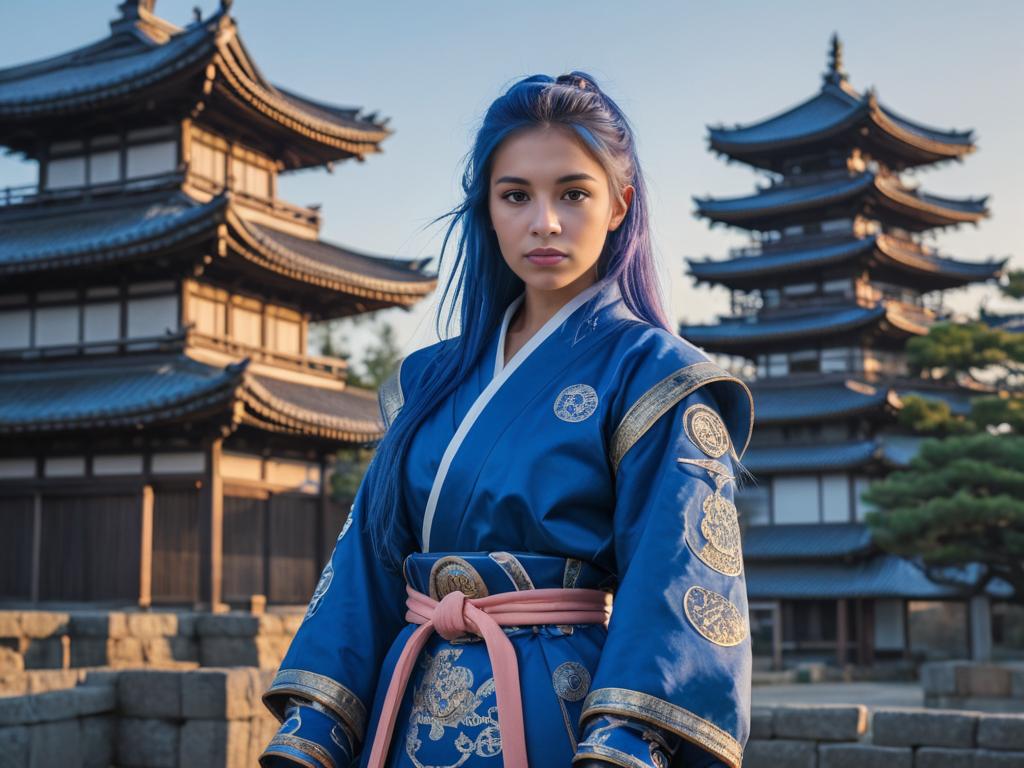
[504,191,528,203]
[565,189,587,202]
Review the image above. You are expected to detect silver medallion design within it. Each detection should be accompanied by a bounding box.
[552,661,591,702]
[305,561,334,620]
[553,384,599,423]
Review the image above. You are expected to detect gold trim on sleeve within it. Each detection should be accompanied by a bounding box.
[263,669,367,744]
[580,687,743,768]
[573,743,651,768]
[262,733,336,768]
[609,362,753,474]
[378,356,405,429]
[683,586,748,647]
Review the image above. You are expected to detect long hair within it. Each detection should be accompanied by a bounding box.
[361,71,673,570]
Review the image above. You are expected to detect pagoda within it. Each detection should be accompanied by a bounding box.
[0,0,436,610]
[682,35,1007,668]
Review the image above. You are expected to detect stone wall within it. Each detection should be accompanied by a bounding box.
[921,660,1024,712]
[747,704,1024,768]
[0,667,279,768]
[0,609,302,688]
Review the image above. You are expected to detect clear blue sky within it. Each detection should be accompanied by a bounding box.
[2,1,1021,362]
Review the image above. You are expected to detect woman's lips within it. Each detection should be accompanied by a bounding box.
[526,254,566,266]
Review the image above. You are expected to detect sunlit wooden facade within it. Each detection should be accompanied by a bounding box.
[0,0,436,608]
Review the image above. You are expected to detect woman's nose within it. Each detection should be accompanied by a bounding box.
[530,202,562,236]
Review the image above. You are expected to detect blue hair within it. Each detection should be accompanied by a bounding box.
[362,71,674,570]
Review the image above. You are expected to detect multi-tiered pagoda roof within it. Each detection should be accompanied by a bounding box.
[680,36,1006,630]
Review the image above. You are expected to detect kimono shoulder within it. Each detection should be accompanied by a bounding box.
[377,339,450,430]
[605,325,754,474]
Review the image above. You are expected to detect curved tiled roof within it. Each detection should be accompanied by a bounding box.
[742,522,874,561]
[742,439,881,474]
[751,380,893,424]
[687,234,1003,290]
[0,7,390,167]
[694,172,987,231]
[0,355,385,444]
[679,303,888,350]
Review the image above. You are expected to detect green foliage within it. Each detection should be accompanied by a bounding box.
[312,314,404,502]
[1002,269,1024,301]
[904,321,1015,381]
[865,433,1024,601]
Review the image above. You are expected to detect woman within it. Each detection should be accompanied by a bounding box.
[260,72,754,768]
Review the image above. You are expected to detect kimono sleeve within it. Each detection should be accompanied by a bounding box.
[574,373,753,768]
[258,364,411,767]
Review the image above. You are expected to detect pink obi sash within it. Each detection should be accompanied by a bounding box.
[366,583,612,768]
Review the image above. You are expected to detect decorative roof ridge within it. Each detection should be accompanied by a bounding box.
[239,373,383,435]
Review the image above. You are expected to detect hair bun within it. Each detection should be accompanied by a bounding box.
[556,74,595,91]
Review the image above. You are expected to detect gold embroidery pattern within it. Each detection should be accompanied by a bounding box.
[562,558,583,588]
[488,552,534,591]
[264,733,338,768]
[429,556,490,601]
[679,460,742,577]
[609,362,754,473]
[581,688,743,768]
[683,586,747,647]
[554,383,600,422]
[405,648,502,768]
[552,661,591,702]
[263,669,367,742]
[682,403,731,458]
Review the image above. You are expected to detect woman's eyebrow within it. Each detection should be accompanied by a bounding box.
[493,172,597,186]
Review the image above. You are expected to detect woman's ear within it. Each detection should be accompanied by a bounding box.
[609,185,635,232]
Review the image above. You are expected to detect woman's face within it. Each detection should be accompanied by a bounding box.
[489,125,633,295]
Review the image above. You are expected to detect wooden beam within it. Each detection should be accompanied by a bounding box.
[836,598,848,667]
[198,437,225,611]
[138,484,154,609]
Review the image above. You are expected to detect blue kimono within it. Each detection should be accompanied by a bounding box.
[260,277,755,768]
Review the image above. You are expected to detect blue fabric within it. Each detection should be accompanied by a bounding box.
[262,279,753,767]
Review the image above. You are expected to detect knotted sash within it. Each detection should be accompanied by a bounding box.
[366,583,612,767]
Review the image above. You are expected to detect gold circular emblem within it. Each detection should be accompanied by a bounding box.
[683,403,731,458]
[429,556,489,601]
[551,661,591,702]
[701,485,741,558]
[683,585,747,647]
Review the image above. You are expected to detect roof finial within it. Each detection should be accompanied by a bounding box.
[824,32,847,85]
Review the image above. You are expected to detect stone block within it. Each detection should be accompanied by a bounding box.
[0,726,29,768]
[28,719,81,768]
[118,670,182,719]
[248,714,281,765]
[22,637,65,669]
[975,750,1024,768]
[20,613,70,639]
[140,636,198,665]
[181,668,257,720]
[126,613,180,639]
[196,614,259,638]
[921,661,960,696]
[281,614,304,635]
[819,743,912,768]
[70,638,110,667]
[0,689,79,726]
[116,717,179,768]
[750,706,773,739]
[873,708,978,748]
[256,614,284,635]
[107,637,145,666]
[81,715,115,768]
[25,669,81,694]
[744,738,816,768]
[958,665,1012,698]
[915,747,977,768]
[0,612,21,638]
[0,647,22,675]
[774,704,868,741]
[179,719,251,768]
[0,672,27,697]
[978,714,1024,751]
[74,685,116,717]
[69,612,116,638]
[199,637,260,667]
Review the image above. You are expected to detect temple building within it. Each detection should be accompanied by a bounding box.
[683,36,1007,668]
[0,0,436,609]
